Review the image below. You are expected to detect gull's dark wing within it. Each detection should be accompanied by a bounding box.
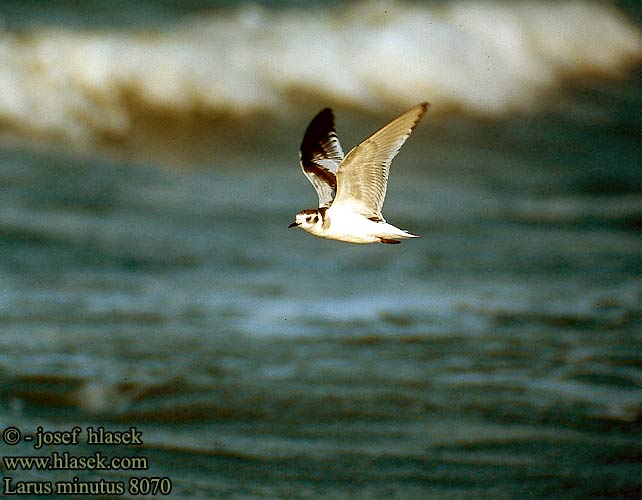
[299,108,344,208]
[332,102,429,221]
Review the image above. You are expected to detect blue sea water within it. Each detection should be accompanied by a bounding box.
[0,1,639,499]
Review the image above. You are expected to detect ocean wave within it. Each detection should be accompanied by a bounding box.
[0,0,639,142]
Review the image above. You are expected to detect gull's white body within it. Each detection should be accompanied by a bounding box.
[293,206,417,244]
[290,102,428,244]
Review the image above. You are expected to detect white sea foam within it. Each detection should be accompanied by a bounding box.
[0,0,638,141]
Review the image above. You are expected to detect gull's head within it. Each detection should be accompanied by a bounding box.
[288,209,322,233]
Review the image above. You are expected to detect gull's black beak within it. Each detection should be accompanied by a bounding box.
[288,222,299,228]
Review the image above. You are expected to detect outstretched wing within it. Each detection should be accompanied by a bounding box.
[299,108,344,208]
[331,102,428,221]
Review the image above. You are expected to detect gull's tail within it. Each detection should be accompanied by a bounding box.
[378,224,420,244]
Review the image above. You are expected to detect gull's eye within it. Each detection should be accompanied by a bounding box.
[312,216,318,223]
[306,217,312,223]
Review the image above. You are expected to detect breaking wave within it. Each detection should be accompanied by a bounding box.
[0,0,639,141]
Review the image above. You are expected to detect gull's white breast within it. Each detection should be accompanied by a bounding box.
[322,207,381,243]
[319,206,414,244]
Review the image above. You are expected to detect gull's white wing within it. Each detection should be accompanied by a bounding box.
[299,108,345,208]
[332,103,428,221]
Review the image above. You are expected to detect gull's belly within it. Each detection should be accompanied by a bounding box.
[322,210,383,243]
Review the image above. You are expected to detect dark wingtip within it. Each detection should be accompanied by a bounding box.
[300,108,336,160]
[406,101,430,133]
[418,101,430,117]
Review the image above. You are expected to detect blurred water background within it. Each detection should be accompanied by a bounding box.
[0,1,640,499]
